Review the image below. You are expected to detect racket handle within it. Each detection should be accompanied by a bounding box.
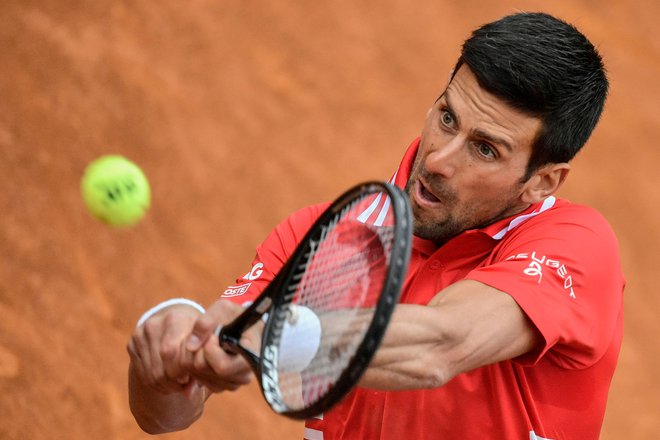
[214,325,261,370]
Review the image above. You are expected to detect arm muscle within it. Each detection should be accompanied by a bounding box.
[361,280,542,390]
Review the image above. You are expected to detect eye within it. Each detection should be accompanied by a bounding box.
[475,142,497,160]
[440,109,455,128]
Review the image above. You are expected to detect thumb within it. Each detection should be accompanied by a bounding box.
[182,378,204,400]
[186,312,216,351]
[186,299,243,351]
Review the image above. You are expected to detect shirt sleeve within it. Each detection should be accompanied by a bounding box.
[219,203,329,306]
[466,204,625,369]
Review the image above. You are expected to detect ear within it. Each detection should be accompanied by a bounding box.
[521,163,570,204]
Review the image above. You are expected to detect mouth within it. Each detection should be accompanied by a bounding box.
[414,179,442,206]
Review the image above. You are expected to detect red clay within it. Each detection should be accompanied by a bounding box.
[1,1,658,438]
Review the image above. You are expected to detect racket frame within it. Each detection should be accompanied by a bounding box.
[219,181,412,419]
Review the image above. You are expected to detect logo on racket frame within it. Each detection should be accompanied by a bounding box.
[261,345,286,412]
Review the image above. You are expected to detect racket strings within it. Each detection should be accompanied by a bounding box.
[274,192,397,410]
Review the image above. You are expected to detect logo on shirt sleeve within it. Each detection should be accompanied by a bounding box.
[505,251,576,299]
[220,262,266,298]
[222,283,252,297]
[243,262,264,281]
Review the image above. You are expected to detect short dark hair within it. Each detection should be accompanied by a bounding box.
[454,12,608,178]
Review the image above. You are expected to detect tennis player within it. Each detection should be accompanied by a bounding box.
[127,12,624,440]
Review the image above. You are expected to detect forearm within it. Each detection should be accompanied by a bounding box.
[360,304,452,390]
[128,362,208,434]
[360,280,541,391]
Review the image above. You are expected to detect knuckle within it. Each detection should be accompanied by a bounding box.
[142,319,161,337]
[224,383,241,392]
[205,350,230,375]
[129,327,142,341]
[180,354,193,371]
[144,373,158,388]
[192,354,208,372]
[203,382,225,393]
[163,309,190,327]
[196,313,217,331]
[159,341,178,360]
[237,373,252,386]
[129,335,147,357]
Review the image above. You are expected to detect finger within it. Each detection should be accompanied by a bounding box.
[196,376,246,393]
[186,300,244,351]
[179,337,197,375]
[142,319,171,393]
[160,313,197,386]
[182,378,205,400]
[188,344,252,391]
[160,341,188,385]
[128,327,155,386]
[127,337,148,380]
[186,311,218,352]
[191,352,252,393]
[126,336,140,360]
[204,334,253,379]
[239,320,265,353]
[205,338,253,388]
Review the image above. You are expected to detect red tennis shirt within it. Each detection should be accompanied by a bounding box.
[221,138,625,440]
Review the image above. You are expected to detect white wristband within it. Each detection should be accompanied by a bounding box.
[136,298,206,328]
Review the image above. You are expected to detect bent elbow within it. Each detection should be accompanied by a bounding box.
[135,418,169,436]
[134,414,197,435]
[133,415,168,435]
[408,352,453,389]
[424,364,453,389]
[130,400,203,435]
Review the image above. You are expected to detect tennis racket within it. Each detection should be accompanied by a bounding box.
[214,181,412,419]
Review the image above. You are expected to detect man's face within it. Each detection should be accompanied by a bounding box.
[406,66,543,243]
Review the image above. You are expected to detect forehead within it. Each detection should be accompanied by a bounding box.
[441,66,542,152]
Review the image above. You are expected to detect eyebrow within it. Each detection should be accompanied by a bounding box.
[443,91,515,153]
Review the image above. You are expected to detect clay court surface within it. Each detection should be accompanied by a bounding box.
[1,1,659,438]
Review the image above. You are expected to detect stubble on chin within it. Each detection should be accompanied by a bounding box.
[405,177,463,244]
[412,209,464,245]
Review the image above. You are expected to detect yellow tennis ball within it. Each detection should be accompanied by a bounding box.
[81,155,151,227]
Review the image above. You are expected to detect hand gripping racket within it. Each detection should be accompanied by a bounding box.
[214,181,412,419]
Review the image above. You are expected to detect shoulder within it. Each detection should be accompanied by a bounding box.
[495,198,623,283]
[543,198,611,222]
[508,198,618,245]
[257,202,330,255]
[276,202,330,239]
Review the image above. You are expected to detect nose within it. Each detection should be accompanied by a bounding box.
[424,137,463,179]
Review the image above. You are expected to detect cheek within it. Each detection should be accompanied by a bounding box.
[455,180,518,211]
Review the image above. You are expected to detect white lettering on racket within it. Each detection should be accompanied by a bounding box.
[262,345,286,412]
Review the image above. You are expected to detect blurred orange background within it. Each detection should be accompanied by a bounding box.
[1,1,658,438]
